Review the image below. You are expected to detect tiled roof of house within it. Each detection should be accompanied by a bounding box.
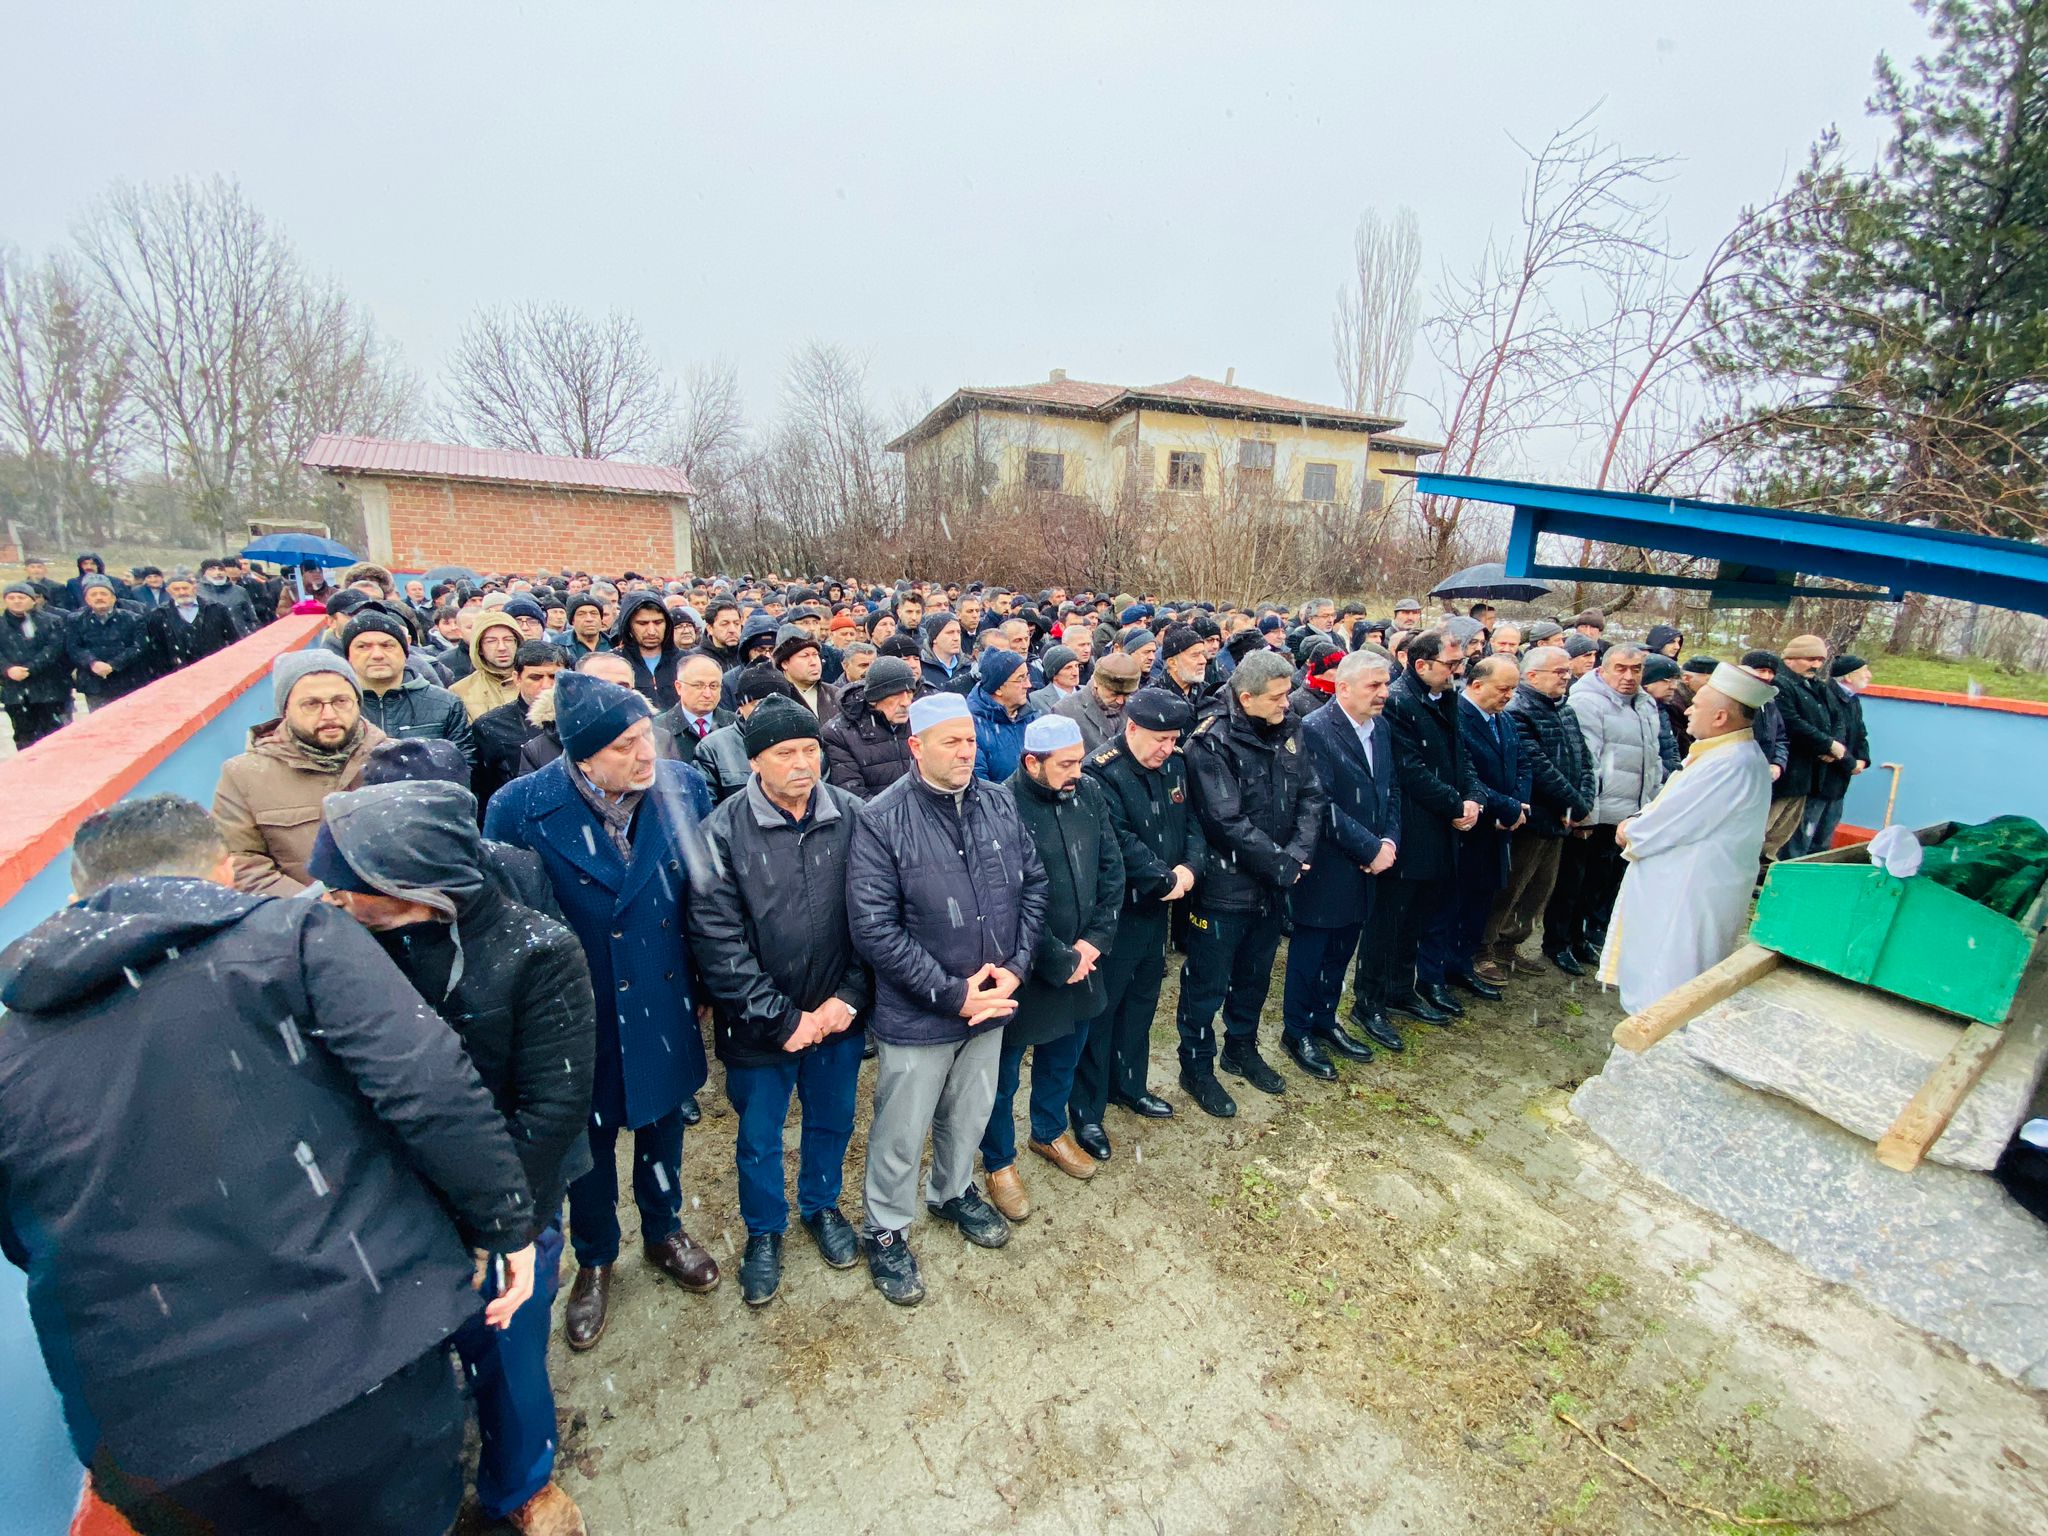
[302,434,695,496]
[885,373,1418,451]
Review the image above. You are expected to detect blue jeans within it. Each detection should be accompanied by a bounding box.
[451,1222,564,1520]
[723,1028,865,1235]
[567,1108,683,1268]
[1791,796,1846,859]
[980,1027,1088,1172]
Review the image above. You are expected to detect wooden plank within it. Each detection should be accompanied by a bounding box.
[1612,943,1782,1053]
[1875,1023,2007,1172]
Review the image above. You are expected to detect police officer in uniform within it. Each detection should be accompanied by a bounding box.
[1173,651,1326,1118]
[1069,687,1208,1159]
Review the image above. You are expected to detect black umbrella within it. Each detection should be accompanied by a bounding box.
[422,565,482,588]
[1429,562,1555,603]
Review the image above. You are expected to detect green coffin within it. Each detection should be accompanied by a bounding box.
[1752,831,2046,1025]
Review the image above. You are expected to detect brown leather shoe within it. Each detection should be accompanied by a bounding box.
[508,1482,588,1536]
[1471,959,1510,986]
[563,1264,611,1351]
[1029,1133,1097,1181]
[644,1228,720,1293]
[1508,953,1547,977]
[986,1163,1031,1221]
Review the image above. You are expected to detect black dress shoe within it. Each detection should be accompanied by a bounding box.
[1350,1007,1406,1051]
[1218,1044,1286,1096]
[862,1036,878,1060]
[1281,1032,1337,1081]
[1421,983,1465,1018]
[1448,970,1505,1002]
[1180,1068,1238,1118]
[1112,1091,1175,1119]
[1073,1122,1113,1161]
[863,1229,924,1306]
[1315,1026,1375,1062]
[802,1206,860,1269]
[1546,947,1586,977]
[1387,991,1451,1025]
[740,1232,782,1307]
[1573,939,1603,968]
[679,1092,702,1126]
[928,1184,1011,1248]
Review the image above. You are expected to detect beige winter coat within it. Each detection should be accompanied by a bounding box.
[211,718,386,894]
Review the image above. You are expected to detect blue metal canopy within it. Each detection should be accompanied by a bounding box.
[1412,471,2048,617]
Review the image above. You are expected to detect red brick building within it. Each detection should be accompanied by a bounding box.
[301,434,695,575]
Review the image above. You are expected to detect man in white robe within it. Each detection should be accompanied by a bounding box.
[1599,663,1775,1013]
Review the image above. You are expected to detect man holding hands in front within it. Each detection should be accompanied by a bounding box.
[847,693,1048,1306]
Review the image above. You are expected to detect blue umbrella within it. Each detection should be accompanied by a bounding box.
[240,532,358,569]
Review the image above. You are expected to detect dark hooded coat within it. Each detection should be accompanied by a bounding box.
[0,879,529,1485]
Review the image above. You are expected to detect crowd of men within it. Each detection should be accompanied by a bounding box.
[0,562,1876,1536]
[1,552,297,747]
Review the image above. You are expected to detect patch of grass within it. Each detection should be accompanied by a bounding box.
[1583,1273,1624,1303]
[1548,1390,1585,1418]
[1742,1398,1772,1421]
[1567,1475,1604,1520]
[1238,1165,1280,1222]
[1863,651,2048,702]
[1708,1471,1853,1535]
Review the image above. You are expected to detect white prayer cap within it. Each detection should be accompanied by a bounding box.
[908,693,972,735]
[1710,661,1774,710]
[1023,714,1083,755]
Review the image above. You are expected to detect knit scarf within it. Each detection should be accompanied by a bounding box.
[571,762,643,862]
[294,719,365,776]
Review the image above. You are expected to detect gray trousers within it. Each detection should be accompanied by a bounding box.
[862,1028,1005,1236]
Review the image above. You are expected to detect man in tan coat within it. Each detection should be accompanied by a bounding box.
[212,652,384,894]
[452,612,523,721]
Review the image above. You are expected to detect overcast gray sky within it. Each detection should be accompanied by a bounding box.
[2,1,1934,441]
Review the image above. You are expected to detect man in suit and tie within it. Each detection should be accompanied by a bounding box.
[1282,650,1404,1078]
[1431,655,1531,999]
[653,652,736,769]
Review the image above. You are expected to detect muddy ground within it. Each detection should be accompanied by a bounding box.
[502,955,2044,1535]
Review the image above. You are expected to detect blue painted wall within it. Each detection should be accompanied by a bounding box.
[1840,695,2048,832]
[1,677,275,1532]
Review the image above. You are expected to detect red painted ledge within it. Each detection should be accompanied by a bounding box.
[0,614,326,909]
[1862,683,2048,717]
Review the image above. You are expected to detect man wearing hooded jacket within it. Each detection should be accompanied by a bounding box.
[316,781,596,1536]
[0,794,533,1536]
[614,593,683,711]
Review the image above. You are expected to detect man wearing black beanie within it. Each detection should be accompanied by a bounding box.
[688,693,873,1306]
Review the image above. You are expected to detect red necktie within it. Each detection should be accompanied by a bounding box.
[695,718,707,739]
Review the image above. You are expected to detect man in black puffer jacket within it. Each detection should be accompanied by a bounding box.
[821,656,916,798]
[1175,650,1326,1119]
[1,581,71,747]
[847,692,1047,1307]
[688,697,873,1308]
[1358,631,1482,1025]
[0,795,531,1536]
[1485,645,1593,977]
[315,780,595,1536]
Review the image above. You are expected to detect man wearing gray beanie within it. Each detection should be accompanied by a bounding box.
[212,651,382,895]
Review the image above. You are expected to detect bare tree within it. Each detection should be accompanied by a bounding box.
[440,302,674,460]
[75,177,298,543]
[0,248,134,547]
[247,277,418,530]
[1415,115,1672,572]
[1332,208,1423,417]
[660,359,746,483]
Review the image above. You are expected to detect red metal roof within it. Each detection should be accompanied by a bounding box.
[301,434,694,497]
